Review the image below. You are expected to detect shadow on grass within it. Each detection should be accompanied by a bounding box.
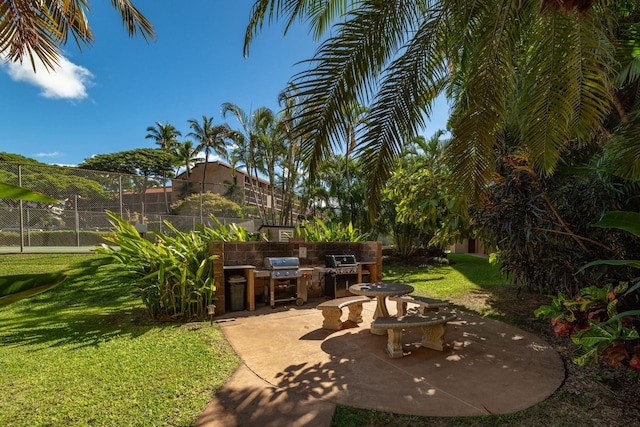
[0,256,163,350]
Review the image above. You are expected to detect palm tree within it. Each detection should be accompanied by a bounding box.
[175,140,202,179]
[278,84,308,225]
[145,122,182,150]
[187,115,232,195]
[2,0,154,71]
[244,1,640,211]
[222,103,276,224]
[174,140,203,197]
[145,122,181,213]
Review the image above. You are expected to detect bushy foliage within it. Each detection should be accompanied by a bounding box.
[197,215,265,242]
[296,218,369,242]
[535,281,640,373]
[535,211,640,373]
[171,192,243,218]
[473,155,640,295]
[98,211,216,321]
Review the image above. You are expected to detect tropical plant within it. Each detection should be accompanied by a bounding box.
[472,155,640,295]
[198,215,265,242]
[187,115,233,196]
[98,211,216,320]
[145,121,182,150]
[535,211,640,373]
[296,218,369,242]
[223,103,276,224]
[1,0,154,71]
[145,121,182,212]
[0,273,67,308]
[379,133,469,256]
[277,85,307,226]
[174,140,202,178]
[244,1,640,210]
[307,153,372,233]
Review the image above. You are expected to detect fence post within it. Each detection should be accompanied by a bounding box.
[119,175,123,217]
[18,164,24,253]
[75,195,80,247]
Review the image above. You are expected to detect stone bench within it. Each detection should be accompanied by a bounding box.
[317,296,372,330]
[388,294,450,316]
[371,313,457,358]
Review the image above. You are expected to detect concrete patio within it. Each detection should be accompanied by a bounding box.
[195,298,565,426]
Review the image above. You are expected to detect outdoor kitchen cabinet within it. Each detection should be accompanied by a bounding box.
[223,265,256,312]
[358,262,378,284]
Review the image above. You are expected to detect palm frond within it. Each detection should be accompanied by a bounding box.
[358,4,450,211]
[446,0,523,200]
[292,0,425,178]
[109,0,155,42]
[244,0,357,56]
[0,0,154,71]
[520,11,612,173]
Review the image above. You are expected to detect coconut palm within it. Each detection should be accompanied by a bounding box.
[175,140,202,179]
[1,0,154,71]
[145,122,181,212]
[145,122,182,150]
[222,103,276,224]
[187,115,232,195]
[244,0,640,210]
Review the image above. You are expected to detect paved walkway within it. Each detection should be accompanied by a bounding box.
[195,298,565,426]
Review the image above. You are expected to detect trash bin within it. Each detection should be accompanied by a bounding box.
[227,275,247,311]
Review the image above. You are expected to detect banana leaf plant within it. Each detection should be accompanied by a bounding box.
[0,181,65,308]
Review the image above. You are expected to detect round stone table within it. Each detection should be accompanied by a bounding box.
[349,282,414,335]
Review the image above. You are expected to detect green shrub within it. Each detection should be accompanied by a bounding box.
[535,211,640,374]
[296,218,370,242]
[98,212,216,321]
[171,192,243,218]
[473,155,640,295]
[197,215,265,241]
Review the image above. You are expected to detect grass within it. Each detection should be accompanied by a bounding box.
[2,253,637,426]
[0,254,240,427]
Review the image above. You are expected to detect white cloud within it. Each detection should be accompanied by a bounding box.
[1,54,94,100]
[34,152,62,158]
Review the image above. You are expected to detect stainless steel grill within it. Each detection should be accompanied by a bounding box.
[263,257,306,308]
[323,254,359,299]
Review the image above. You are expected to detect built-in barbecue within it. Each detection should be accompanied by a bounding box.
[262,257,307,308]
[322,254,360,299]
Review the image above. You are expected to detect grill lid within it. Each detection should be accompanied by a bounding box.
[325,254,357,267]
[264,257,300,270]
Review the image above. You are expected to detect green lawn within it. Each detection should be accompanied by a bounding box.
[0,254,240,427]
[3,253,610,427]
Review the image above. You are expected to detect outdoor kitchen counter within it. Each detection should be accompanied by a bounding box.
[223,265,256,311]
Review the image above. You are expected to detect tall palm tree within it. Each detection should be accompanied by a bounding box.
[222,103,276,224]
[145,122,181,212]
[172,139,202,198]
[175,140,202,179]
[145,122,182,150]
[187,115,232,195]
[2,0,154,71]
[244,0,640,211]
[278,84,308,225]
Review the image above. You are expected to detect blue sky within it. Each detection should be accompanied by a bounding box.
[0,1,449,167]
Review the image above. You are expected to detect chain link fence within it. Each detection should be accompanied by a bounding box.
[0,161,258,250]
